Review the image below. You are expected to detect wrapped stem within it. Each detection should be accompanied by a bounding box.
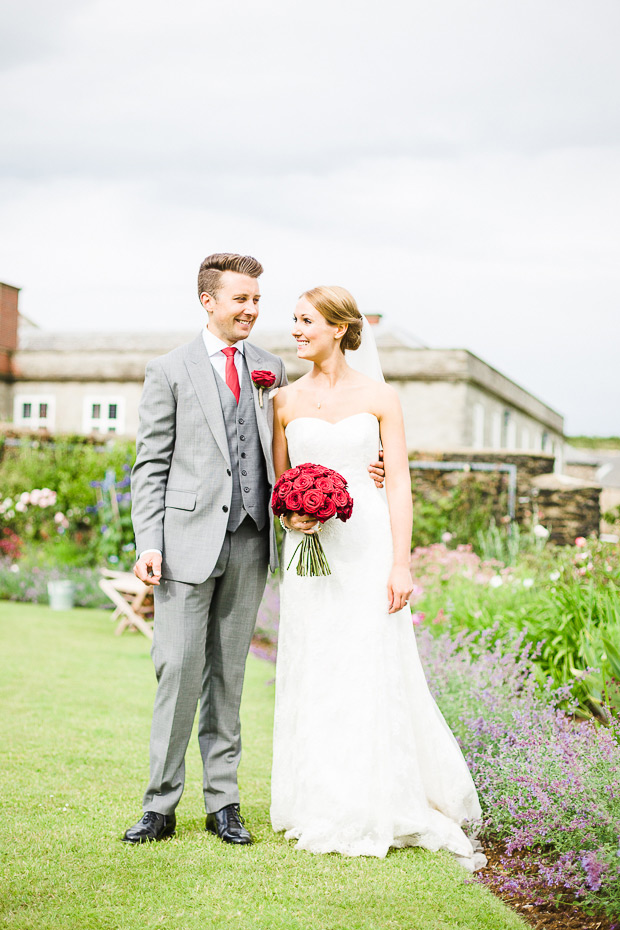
[287,532,331,576]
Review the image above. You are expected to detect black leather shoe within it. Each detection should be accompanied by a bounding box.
[122,811,176,843]
[206,804,253,845]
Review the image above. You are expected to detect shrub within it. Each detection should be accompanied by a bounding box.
[409,539,620,719]
[0,436,136,570]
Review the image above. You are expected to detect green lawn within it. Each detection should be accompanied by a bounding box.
[0,602,526,930]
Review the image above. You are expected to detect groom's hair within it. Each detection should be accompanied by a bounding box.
[198,253,263,300]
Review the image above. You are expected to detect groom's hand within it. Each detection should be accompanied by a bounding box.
[368,450,385,488]
[134,550,162,586]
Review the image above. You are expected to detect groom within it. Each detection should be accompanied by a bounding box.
[123,253,285,845]
[123,252,384,846]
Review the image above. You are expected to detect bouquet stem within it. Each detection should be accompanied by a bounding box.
[287,532,331,576]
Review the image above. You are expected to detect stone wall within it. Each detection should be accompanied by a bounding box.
[530,473,601,544]
[409,450,600,545]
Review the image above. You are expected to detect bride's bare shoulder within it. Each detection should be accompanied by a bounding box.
[273,380,306,414]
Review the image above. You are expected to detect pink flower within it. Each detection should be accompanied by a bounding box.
[575,536,587,548]
[411,612,425,626]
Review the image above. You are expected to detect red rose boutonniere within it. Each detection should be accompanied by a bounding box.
[251,370,276,407]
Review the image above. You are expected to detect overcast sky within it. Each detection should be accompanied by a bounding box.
[1,0,619,435]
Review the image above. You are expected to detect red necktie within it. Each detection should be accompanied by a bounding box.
[222,347,240,403]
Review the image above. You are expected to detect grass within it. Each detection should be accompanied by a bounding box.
[0,602,526,930]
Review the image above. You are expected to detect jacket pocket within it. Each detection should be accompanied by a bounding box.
[164,488,197,511]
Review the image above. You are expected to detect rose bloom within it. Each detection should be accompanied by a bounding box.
[302,489,325,514]
[287,467,301,480]
[574,536,587,547]
[293,474,314,491]
[331,488,350,509]
[284,490,304,511]
[277,480,293,499]
[315,476,336,493]
[251,370,276,388]
[316,498,337,522]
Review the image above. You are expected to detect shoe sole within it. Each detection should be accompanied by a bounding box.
[121,827,176,844]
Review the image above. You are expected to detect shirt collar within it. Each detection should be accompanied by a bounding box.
[202,325,246,358]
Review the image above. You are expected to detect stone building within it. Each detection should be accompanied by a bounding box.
[2,282,565,461]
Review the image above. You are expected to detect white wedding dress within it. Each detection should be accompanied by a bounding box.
[270,412,483,864]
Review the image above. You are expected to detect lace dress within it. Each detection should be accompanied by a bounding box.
[270,413,483,864]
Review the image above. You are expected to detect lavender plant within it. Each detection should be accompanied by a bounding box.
[417,627,620,919]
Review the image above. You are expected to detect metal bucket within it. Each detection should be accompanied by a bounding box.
[47,580,76,611]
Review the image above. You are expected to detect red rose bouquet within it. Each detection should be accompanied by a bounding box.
[271,463,354,576]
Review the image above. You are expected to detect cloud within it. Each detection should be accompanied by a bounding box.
[1,0,619,433]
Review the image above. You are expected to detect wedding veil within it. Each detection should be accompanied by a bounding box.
[345,315,385,384]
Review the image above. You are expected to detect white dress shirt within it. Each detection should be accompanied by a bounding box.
[139,328,246,561]
[202,326,245,386]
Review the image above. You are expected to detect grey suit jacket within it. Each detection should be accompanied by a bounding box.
[131,333,287,584]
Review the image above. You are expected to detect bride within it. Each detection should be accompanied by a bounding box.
[269,285,484,865]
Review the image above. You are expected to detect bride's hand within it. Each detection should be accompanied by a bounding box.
[285,512,319,535]
[387,565,414,614]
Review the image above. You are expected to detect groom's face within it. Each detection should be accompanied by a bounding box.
[202,271,261,345]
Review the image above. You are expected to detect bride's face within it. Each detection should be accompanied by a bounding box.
[292,298,342,361]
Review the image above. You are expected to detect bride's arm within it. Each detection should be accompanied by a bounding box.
[378,387,414,614]
[272,390,290,481]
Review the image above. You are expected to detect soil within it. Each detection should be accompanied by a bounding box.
[481,841,617,930]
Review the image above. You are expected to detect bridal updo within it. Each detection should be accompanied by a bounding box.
[301,286,364,353]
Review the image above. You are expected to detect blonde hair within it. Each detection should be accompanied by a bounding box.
[301,285,363,353]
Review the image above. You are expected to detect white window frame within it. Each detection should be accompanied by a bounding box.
[83,396,126,434]
[491,411,502,450]
[505,413,517,450]
[13,394,56,430]
[472,402,485,449]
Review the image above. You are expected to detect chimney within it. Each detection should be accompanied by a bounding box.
[0,282,20,380]
[364,313,383,327]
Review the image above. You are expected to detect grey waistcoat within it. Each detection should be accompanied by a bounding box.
[214,356,269,532]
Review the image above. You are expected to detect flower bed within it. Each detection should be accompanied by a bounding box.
[417,627,620,921]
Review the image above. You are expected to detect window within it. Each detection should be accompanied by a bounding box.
[491,411,502,449]
[472,403,485,449]
[83,397,125,434]
[505,412,517,450]
[14,395,55,430]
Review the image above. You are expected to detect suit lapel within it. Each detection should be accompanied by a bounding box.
[184,334,231,467]
[244,342,274,469]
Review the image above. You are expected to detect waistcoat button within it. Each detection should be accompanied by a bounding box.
[238,418,245,424]
[222,505,228,513]
[244,487,250,493]
[241,470,247,476]
[226,469,231,476]
[239,435,245,441]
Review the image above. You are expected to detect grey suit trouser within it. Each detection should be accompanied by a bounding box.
[143,517,269,815]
